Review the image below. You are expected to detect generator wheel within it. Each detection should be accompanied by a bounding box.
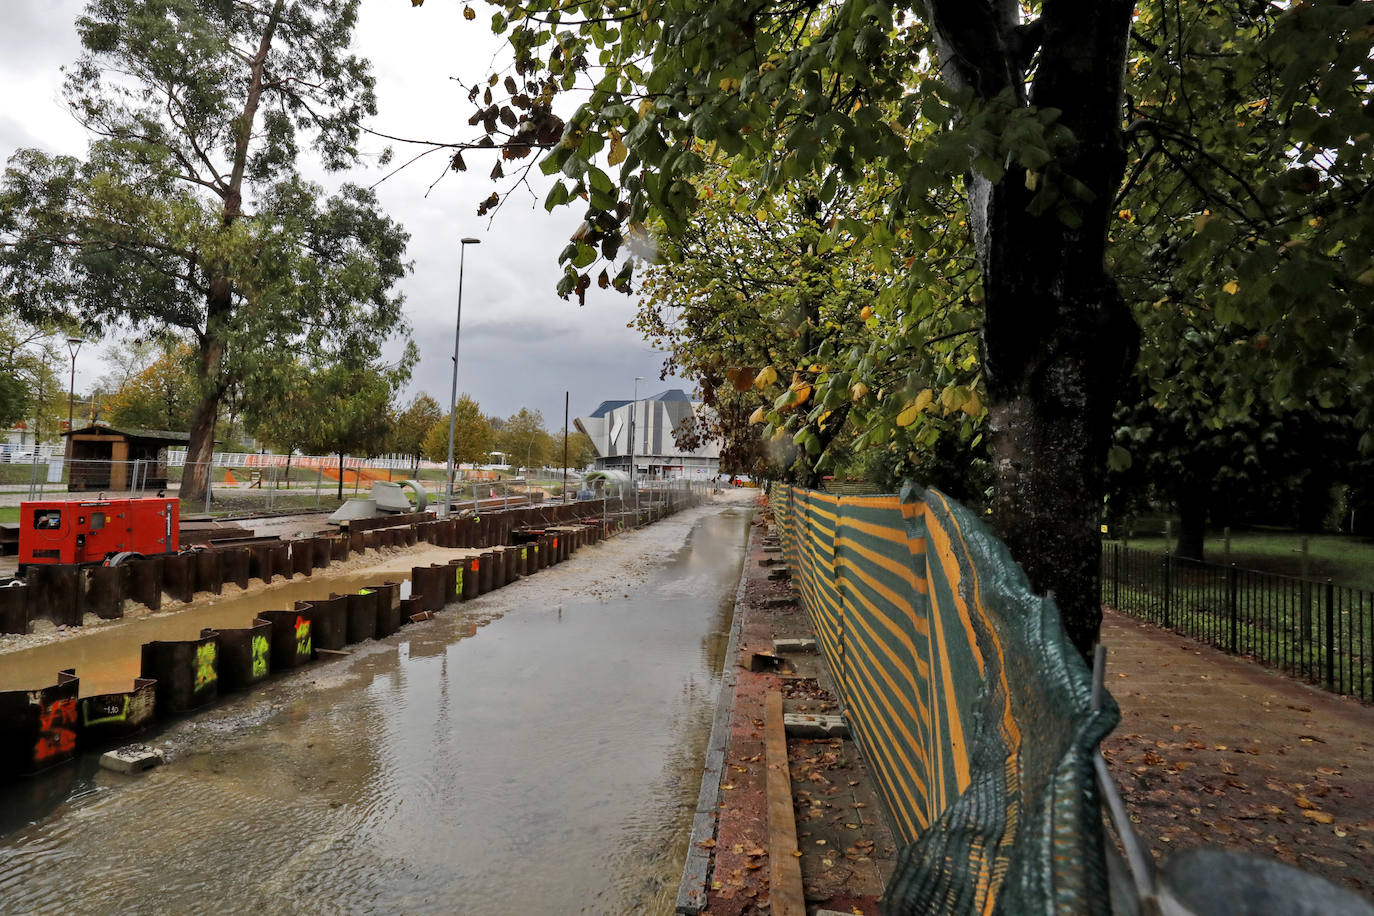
[106,551,146,567]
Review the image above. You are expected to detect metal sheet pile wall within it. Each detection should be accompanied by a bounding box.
[0,486,704,784]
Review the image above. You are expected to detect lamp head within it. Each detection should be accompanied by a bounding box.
[461,237,481,245]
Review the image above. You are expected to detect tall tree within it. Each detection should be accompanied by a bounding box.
[0,0,410,503]
[105,343,198,431]
[0,322,67,435]
[498,407,552,472]
[298,356,412,500]
[421,394,493,467]
[392,392,443,473]
[439,0,1136,656]
[563,430,597,470]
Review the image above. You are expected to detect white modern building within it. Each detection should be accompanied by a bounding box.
[574,389,721,479]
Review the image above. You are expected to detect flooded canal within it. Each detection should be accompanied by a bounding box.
[0,500,753,915]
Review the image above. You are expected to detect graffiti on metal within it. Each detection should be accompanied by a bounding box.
[251,634,269,678]
[82,695,128,727]
[34,697,77,764]
[294,615,312,658]
[194,642,217,691]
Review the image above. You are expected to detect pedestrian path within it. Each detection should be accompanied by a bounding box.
[1101,609,1374,896]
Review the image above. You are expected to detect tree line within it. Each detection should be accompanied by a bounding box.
[416,0,1373,659]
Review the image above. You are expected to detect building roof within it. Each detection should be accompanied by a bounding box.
[588,399,630,418]
[587,389,691,418]
[61,425,192,443]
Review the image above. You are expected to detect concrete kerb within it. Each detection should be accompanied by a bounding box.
[675,519,754,915]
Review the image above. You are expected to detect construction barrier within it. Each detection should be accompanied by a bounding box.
[769,483,1118,915]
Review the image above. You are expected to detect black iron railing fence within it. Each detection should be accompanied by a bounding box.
[1101,545,1374,702]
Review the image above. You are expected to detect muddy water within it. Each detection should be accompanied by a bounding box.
[0,572,415,697]
[0,504,751,915]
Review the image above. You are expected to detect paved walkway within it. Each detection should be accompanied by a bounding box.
[1101,609,1374,895]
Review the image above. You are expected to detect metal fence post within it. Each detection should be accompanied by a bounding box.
[314,463,323,507]
[1112,544,1120,610]
[1228,563,1238,654]
[1325,579,1336,691]
[1162,551,1172,629]
[204,462,212,514]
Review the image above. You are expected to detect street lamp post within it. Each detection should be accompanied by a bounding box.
[65,336,83,442]
[631,376,643,520]
[443,237,482,518]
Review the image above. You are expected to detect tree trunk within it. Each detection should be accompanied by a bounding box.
[284,452,292,490]
[181,8,282,504]
[930,1,1138,662]
[180,389,221,505]
[1173,476,1209,561]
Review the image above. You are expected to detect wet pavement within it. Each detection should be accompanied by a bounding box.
[0,497,754,915]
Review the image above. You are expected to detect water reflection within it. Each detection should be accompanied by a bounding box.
[0,507,750,914]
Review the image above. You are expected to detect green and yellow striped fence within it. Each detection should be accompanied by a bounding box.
[770,483,1118,915]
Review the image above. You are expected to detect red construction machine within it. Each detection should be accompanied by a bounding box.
[18,497,179,572]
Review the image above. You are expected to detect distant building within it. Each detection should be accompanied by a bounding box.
[574,389,720,478]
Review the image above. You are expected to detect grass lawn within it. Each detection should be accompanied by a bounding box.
[1107,532,1374,592]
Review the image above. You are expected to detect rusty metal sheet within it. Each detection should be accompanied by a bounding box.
[121,556,163,612]
[433,563,457,607]
[161,553,195,604]
[269,543,291,581]
[460,557,479,600]
[25,564,81,627]
[193,548,223,596]
[344,590,378,643]
[477,551,494,594]
[297,596,346,651]
[141,633,217,714]
[258,609,313,669]
[219,546,251,590]
[291,540,313,578]
[0,585,27,634]
[249,544,275,583]
[0,668,80,777]
[365,582,402,636]
[312,537,332,569]
[83,565,123,620]
[397,596,423,626]
[211,619,271,690]
[79,677,156,743]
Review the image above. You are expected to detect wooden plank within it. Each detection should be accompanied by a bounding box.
[765,688,806,916]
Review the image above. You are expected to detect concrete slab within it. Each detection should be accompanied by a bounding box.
[784,712,850,739]
[774,637,817,653]
[99,744,165,774]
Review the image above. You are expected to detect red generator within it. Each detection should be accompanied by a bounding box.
[19,497,179,570]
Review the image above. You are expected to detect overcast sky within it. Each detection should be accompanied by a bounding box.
[0,0,689,431]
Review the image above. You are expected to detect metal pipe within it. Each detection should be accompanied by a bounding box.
[443,237,482,518]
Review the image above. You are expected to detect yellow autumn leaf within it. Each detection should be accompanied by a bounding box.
[896,402,921,427]
[914,388,934,413]
[749,406,766,425]
[755,366,778,389]
[962,390,982,416]
[860,306,873,320]
[1302,809,1335,824]
[850,382,870,401]
[1223,280,1240,295]
[463,4,476,19]
[608,131,626,167]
